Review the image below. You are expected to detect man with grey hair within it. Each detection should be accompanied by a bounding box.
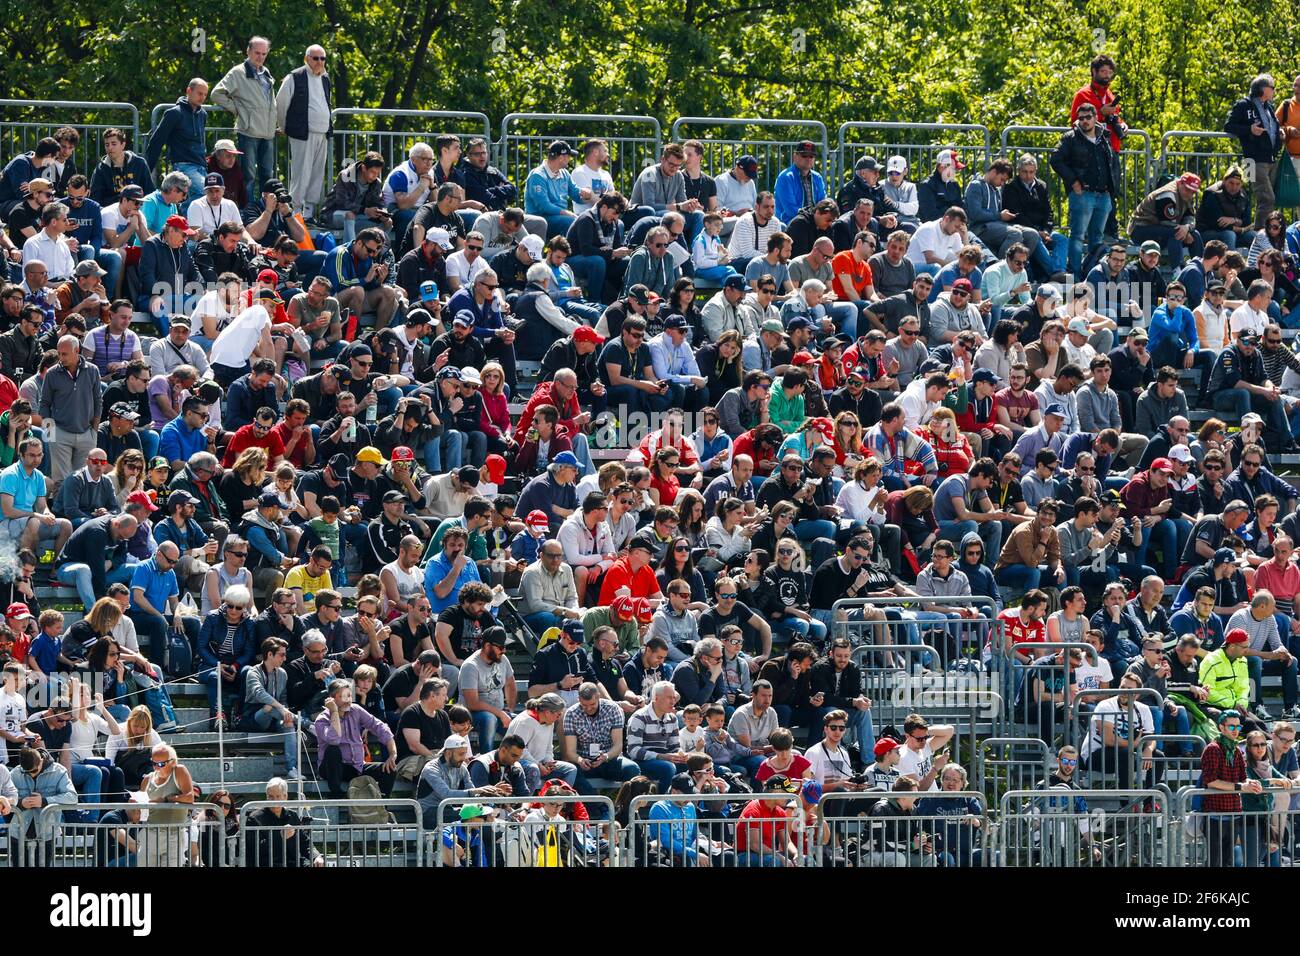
[210,36,277,192]
[625,679,686,790]
[671,636,727,707]
[1225,74,1282,228]
[145,78,209,200]
[21,202,76,281]
[170,449,229,546]
[512,261,580,362]
[621,224,679,299]
[562,681,641,789]
[39,333,102,484]
[286,628,341,713]
[246,776,324,867]
[276,45,333,219]
[1226,589,1300,719]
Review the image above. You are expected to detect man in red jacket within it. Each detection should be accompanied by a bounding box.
[1120,456,1178,581]
[1070,54,1128,153]
[511,368,593,476]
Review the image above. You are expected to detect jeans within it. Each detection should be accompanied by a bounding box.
[558,296,605,326]
[604,383,674,420]
[1134,514,1178,581]
[937,519,1002,565]
[127,608,199,671]
[138,428,160,461]
[1068,190,1112,278]
[523,610,565,635]
[435,429,464,471]
[995,563,1042,592]
[1246,654,1299,708]
[694,264,742,285]
[520,757,579,794]
[1150,339,1215,400]
[634,757,678,792]
[771,614,828,647]
[1130,224,1203,270]
[74,245,123,301]
[174,162,207,201]
[539,212,577,239]
[199,665,244,718]
[237,134,276,193]
[69,762,103,820]
[471,709,505,750]
[241,706,301,774]
[331,210,386,243]
[56,561,137,612]
[1030,230,1069,279]
[568,254,610,304]
[1213,387,1290,442]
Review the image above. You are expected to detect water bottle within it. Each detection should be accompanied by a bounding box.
[365,400,377,425]
[344,417,356,443]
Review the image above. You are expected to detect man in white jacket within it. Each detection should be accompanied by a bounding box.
[558,492,618,606]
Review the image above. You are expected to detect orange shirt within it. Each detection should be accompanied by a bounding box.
[830,250,872,301]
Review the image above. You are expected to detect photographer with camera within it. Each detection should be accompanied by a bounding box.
[241,178,326,275]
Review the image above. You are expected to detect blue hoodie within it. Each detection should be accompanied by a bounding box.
[1147,302,1199,356]
[957,531,1002,613]
[146,96,209,170]
[774,164,827,224]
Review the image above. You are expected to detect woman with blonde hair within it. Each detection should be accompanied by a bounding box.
[217,446,268,521]
[106,704,163,790]
[479,361,515,456]
[107,449,147,506]
[917,406,973,479]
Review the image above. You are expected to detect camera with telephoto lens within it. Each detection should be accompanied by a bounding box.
[275,191,293,207]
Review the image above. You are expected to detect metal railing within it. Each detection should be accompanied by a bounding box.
[433,794,616,867]
[816,790,992,867]
[238,798,423,867]
[1071,687,1166,789]
[837,121,993,191]
[998,788,1170,866]
[0,100,141,179]
[1157,130,1241,190]
[329,108,492,182]
[7,802,225,868]
[670,117,830,196]
[1173,785,1300,867]
[497,113,662,197]
[999,125,1153,231]
[977,736,1053,804]
[146,102,245,167]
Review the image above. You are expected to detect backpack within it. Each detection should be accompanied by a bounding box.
[164,628,193,679]
[345,775,390,824]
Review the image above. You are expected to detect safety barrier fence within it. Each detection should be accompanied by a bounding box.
[811,790,992,867]
[11,99,1255,234]
[670,117,829,196]
[238,798,422,866]
[3,802,223,867]
[0,100,141,178]
[432,795,616,867]
[1000,125,1152,231]
[1070,687,1167,788]
[1172,786,1300,867]
[997,788,1170,866]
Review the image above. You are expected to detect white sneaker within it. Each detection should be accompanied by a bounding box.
[286,768,303,781]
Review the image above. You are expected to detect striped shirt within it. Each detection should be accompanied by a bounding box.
[626,704,681,760]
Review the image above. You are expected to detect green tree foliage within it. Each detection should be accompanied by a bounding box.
[3,0,1299,141]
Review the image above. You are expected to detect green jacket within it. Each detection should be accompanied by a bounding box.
[767,387,806,436]
[210,60,278,140]
[1198,647,1249,710]
[583,606,640,655]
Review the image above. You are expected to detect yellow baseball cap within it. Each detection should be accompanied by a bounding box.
[356,446,387,465]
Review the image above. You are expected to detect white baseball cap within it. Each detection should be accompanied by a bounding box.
[442,734,470,751]
[521,234,545,262]
[425,227,454,251]
[1168,444,1193,463]
[887,155,907,174]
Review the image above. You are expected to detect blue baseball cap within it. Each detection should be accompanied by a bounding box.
[1212,547,1236,567]
[786,316,813,331]
[419,281,438,302]
[553,451,580,468]
[1043,403,1067,418]
[723,274,746,292]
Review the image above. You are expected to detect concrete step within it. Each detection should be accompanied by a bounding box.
[184,754,282,785]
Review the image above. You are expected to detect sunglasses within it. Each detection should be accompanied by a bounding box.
[227,550,248,558]
[467,245,483,252]
[827,724,847,731]
[1060,758,1078,767]
[777,548,797,556]
[674,544,690,552]
[649,242,668,249]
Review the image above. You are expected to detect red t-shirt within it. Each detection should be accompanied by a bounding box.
[597,558,662,606]
[830,250,872,301]
[649,471,680,507]
[268,420,311,469]
[755,753,812,785]
[735,799,791,854]
[221,423,286,468]
[997,607,1046,652]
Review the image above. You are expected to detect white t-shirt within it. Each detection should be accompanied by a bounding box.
[1082,695,1154,761]
[210,303,272,369]
[907,220,962,268]
[101,203,137,247]
[186,197,242,235]
[805,740,855,785]
[189,288,237,337]
[445,250,488,289]
[835,479,887,526]
[1073,656,1113,694]
[896,740,940,791]
[0,688,27,764]
[571,164,614,215]
[69,711,111,763]
[1230,303,1270,338]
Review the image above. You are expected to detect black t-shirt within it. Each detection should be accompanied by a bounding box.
[993,479,1025,514]
[437,605,496,661]
[697,601,756,638]
[810,556,856,612]
[598,339,654,386]
[27,714,72,753]
[1184,515,1227,565]
[381,663,421,712]
[390,617,433,665]
[5,202,40,247]
[396,702,451,759]
[406,203,467,253]
[102,380,151,423]
[683,173,717,207]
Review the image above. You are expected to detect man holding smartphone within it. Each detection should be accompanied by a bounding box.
[895,713,955,792]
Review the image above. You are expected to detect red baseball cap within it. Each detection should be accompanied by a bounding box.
[572,325,605,346]
[1225,628,1249,645]
[812,417,835,440]
[791,350,815,366]
[127,490,158,513]
[633,598,656,625]
[485,454,507,485]
[611,596,635,621]
[390,446,415,462]
[526,510,550,531]
[874,738,901,758]
[164,214,195,235]
[257,268,280,285]
[5,603,30,620]
[1149,457,1173,472]
[951,277,974,293]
